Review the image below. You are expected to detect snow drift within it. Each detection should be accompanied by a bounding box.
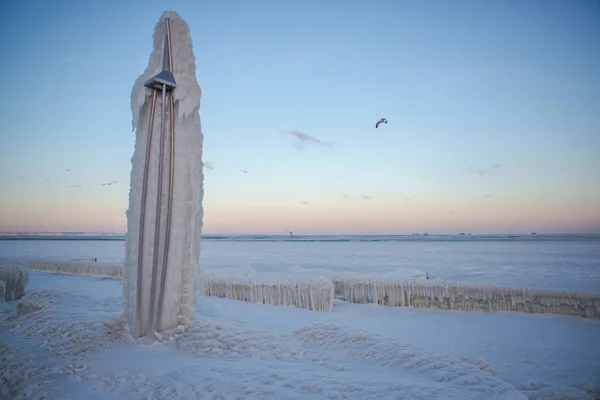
[0,259,29,300]
[200,267,334,312]
[25,259,123,278]
[125,10,204,338]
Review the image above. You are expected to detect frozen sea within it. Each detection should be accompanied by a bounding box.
[2,234,599,292]
[1,234,600,399]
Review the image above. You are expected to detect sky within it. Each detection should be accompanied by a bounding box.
[0,0,599,235]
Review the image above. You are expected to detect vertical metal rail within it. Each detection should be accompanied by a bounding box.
[136,90,158,339]
[145,82,168,341]
[157,17,176,329]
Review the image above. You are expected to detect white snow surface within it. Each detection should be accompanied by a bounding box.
[200,267,334,312]
[125,10,204,337]
[0,259,29,300]
[2,271,600,399]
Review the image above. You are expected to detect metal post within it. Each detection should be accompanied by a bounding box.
[157,18,176,329]
[136,90,158,339]
[145,82,168,342]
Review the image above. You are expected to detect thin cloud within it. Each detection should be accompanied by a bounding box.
[282,129,333,149]
[462,163,501,177]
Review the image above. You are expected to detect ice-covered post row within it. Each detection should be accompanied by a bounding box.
[124,11,204,344]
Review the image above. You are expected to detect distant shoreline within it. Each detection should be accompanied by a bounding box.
[1,233,598,243]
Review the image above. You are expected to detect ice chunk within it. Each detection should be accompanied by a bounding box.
[0,259,29,300]
[199,268,334,312]
[25,259,123,278]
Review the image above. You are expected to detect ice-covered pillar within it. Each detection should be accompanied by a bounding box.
[124,11,204,343]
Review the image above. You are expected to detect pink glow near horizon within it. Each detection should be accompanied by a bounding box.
[1,202,598,235]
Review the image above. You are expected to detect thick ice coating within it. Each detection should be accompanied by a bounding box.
[0,259,30,301]
[124,11,204,338]
[200,268,334,312]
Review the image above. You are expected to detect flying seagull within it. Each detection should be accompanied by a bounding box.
[301,201,308,205]
[240,169,248,174]
[288,230,294,237]
[375,118,388,129]
[101,180,118,186]
[66,169,71,172]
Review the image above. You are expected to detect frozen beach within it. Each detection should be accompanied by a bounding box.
[1,236,600,399]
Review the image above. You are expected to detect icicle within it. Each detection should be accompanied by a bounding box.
[199,268,334,312]
[0,259,30,301]
[24,259,123,278]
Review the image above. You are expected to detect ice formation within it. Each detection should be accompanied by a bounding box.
[124,11,204,339]
[288,266,427,299]
[25,259,124,278]
[330,278,600,319]
[200,267,334,312]
[0,259,29,300]
[18,256,600,318]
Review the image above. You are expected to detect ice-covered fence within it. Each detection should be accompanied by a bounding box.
[199,267,334,312]
[24,259,124,279]
[337,278,600,319]
[287,266,428,299]
[0,259,30,300]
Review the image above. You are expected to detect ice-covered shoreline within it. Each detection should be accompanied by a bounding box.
[2,270,599,399]
[20,259,600,319]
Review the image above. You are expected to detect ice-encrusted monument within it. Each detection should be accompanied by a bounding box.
[124,11,204,343]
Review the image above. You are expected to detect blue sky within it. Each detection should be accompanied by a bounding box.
[0,0,599,234]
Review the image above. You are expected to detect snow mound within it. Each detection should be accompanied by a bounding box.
[15,290,65,317]
[25,259,123,278]
[0,259,29,300]
[177,318,306,360]
[200,267,334,312]
[0,342,60,399]
[9,290,127,356]
[295,324,527,400]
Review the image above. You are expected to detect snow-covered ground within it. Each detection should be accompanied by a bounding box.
[1,270,599,399]
[1,238,599,399]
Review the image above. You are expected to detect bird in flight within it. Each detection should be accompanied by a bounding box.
[375,118,388,129]
[240,170,248,174]
[288,230,294,237]
[101,181,117,186]
[301,201,308,205]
